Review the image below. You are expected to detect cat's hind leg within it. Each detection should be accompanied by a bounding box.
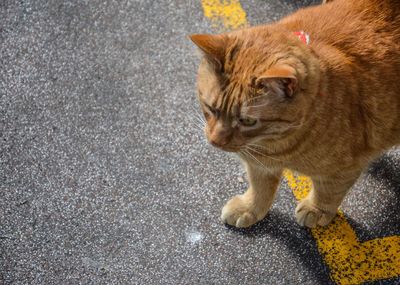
[295,173,360,228]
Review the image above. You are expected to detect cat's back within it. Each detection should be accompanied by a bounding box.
[281,0,400,36]
[280,0,400,68]
[279,0,400,149]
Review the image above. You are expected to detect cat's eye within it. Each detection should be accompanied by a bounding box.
[239,117,257,126]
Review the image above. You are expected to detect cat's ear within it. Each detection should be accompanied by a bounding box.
[189,34,227,70]
[255,65,298,97]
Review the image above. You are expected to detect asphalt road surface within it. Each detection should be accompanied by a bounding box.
[1,1,399,284]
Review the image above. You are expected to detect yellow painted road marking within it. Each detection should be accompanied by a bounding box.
[201,0,248,31]
[285,170,400,285]
[199,1,400,284]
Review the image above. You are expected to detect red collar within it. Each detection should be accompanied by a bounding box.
[294,31,310,45]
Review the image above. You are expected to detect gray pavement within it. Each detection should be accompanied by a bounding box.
[1,0,399,284]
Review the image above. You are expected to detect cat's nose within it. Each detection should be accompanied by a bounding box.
[210,138,228,147]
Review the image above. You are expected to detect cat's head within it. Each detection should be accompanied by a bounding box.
[190,29,318,153]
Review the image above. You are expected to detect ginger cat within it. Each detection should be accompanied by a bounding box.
[190,0,400,228]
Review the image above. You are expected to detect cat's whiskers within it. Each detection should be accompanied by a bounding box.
[190,105,206,121]
[191,108,207,128]
[245,145,267,156]
[186,115,205,130]
[192,116,206,129]
[246,145,286,163]
[187,107,205,124]
[175,109,205,132]
[239,149,282,181]
[241,149,268,170]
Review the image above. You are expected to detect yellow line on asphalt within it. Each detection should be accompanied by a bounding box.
[201,0,248,31]
[285,170,400,285]
[200,1,400,284]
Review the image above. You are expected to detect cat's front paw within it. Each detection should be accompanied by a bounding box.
[221,195,258,228]
[295,199,337,228]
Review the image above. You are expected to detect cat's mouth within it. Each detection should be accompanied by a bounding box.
[212,144,242,153]
[221,147,240,152]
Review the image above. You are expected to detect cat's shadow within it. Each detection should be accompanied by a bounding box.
[348,153,400,240]
[368,153,400,191]
[224,209,335,284]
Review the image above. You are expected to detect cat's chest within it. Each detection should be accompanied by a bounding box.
[250,151,341,177]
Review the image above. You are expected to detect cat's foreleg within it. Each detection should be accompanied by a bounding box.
[295,174,359,228]
[221,164,282,228]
